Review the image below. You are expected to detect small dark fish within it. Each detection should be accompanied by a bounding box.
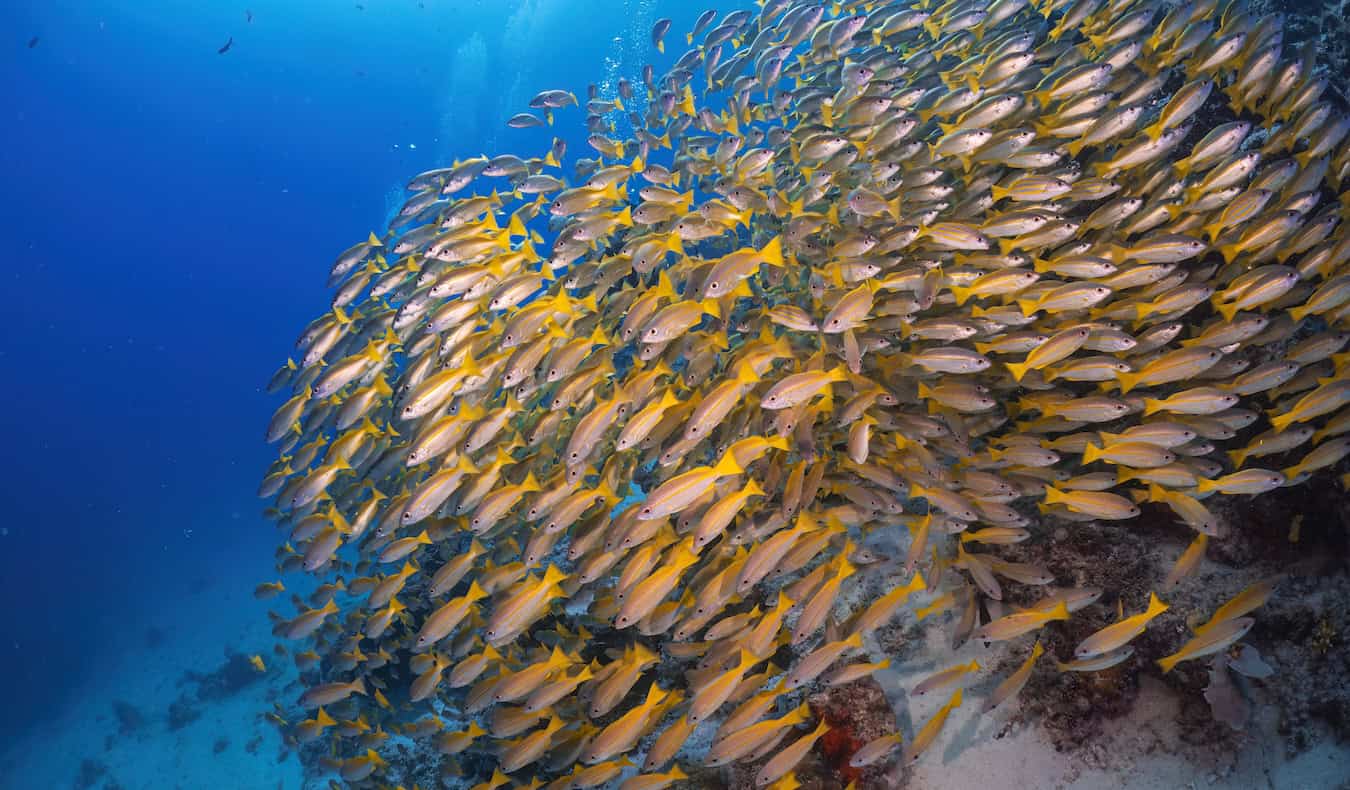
[218,36,233,54]
[28,36,39,48]
[355,3,365,9]
[246,10,253,23]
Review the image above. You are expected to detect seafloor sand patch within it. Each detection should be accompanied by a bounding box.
[0,574,306,790]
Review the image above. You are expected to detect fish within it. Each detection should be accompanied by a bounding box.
[299,676,366,708]
[257,0,1350,783]
[651,18,671,53]
[754,718,830,787]
[973,602,1070,643]
[913,660,981,697]
[1162,534,1209,590]
[620,765,688,790]
[1041,487,1140,520]
[848,731,903,768]
[1195,578,1280,635]
[903,688,963,764]
[982,641,1044,713]
[1055,645,1135,672]
[1074,593,1168,658]
[1157,617,1255,673]
[851,572,927,635]
[218,37,232,54]
[705,703,810,768]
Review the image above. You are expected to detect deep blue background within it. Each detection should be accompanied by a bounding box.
[1,0,750,743]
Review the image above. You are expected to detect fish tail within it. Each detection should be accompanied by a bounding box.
[1212,298,1240,322]
[1005,361,1029,382]
[712,454,744,479]
[1082,443,1101,464]
[759,235,785,266]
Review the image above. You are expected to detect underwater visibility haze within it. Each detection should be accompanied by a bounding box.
[7,0,1350,789]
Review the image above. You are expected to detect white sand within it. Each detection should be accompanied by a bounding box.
[868,616,1349,790]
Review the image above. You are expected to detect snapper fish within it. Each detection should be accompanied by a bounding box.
[259,0,1350,784]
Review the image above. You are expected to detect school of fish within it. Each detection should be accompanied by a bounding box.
[258,0,1350,786]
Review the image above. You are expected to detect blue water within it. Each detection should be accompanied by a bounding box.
[2,1,746,784]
